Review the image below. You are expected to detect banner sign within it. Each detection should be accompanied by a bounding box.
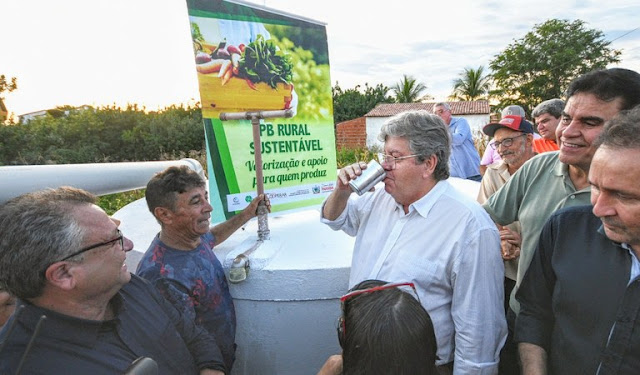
[186,0,336,222]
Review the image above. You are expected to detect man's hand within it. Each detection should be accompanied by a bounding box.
[211,194,271,245]
[322,161,368,221]
[499,226,521,260]
[316,354,343,375]
[336,161,368,191]
[242,194,271,220]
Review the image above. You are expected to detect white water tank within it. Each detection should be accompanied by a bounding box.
[115,199,353,375]
[114,177,479,375]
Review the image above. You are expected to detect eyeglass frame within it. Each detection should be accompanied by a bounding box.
[337,282,420,347]
[377,153,422,169]
[57,229,124,262]
[490,133,527,149]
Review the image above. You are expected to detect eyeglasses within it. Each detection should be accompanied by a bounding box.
[337,282,420,347]
[377,153,422,170]
[490,133,526,149]
[58,229,124,262]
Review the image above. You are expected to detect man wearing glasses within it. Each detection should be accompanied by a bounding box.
[482,68,640,374]
[0,187,226,375]
[321,110,506,375]
[477,115,536,375]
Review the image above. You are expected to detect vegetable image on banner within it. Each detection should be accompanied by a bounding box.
[186,1,336,221]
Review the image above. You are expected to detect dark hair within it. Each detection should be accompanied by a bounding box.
[0,187,95,299]
[566,68,640,111]
[340,280,438,375]
[594,105,640,149]
[145,166,205,218]
[378,110,451,181]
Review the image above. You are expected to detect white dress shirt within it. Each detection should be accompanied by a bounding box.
[322,180,507,375]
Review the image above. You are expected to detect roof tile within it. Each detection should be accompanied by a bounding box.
[365,101,490,117]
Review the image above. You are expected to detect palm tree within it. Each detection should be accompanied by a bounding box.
[449,66,491,101]
[392,75,428,103]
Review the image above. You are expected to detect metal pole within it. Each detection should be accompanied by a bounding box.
[220,109,293,241]
[251,116,270,240]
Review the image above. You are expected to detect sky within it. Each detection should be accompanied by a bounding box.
[1,0,639,118]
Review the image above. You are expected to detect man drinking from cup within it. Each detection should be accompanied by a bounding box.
[321,110,506,375]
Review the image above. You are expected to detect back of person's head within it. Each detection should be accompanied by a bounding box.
[532,98,564,119]
[146,166,205,216]
[566,68,640,111]
[594,105,640,150]
[378,110,451,181]
[0,187,95,299]
[339,280,437,375]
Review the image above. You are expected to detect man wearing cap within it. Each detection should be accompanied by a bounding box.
[531,99,564,153]
[482,68,640,373]
[433,102,482,181]
[477,115,536,375]
[480,105,527,175]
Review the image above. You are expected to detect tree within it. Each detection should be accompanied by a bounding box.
[392,75,428,103]
[449,66,491,101]
[489,19,621,113]
[0,75,18,99]
[332,82,394,123]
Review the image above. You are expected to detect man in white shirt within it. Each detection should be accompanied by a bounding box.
[321,110,506,375]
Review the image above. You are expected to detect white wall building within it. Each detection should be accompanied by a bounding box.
[364,101,492,149]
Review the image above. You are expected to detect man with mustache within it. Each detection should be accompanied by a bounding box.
[136,166,269,372]
[477,115,536,375]
[482,68,640,373]
[516,106,640,375]
[478,115,536,304]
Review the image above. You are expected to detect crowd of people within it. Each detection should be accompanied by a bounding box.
[1,67,640,375]
[320,67,640,375]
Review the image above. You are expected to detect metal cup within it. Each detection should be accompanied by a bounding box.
[348,160,387,195]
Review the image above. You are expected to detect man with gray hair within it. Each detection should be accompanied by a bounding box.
[483,67,640,374]
[433,102,482,181]
[0,187,226,374]
[516,106,640,375]
[480,105,527,175]
[531,98,564,153]
[322,110,506,375]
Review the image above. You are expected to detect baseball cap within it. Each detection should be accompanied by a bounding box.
[483,115,534,136]
[501,105,526,118]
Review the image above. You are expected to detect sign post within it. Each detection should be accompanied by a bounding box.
[220,109,294,240]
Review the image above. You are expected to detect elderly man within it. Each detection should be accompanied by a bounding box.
[483,68,640,318]
[480,105,527,175]
[0,187,226,375]
[477,115,536,375]
[136,166,268,372]
[433,102,482,181]
[516,106,640,375]
[478,115,536,295]
[322,110,506,375]
[482,70,640,374]
[531,98,564,153]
